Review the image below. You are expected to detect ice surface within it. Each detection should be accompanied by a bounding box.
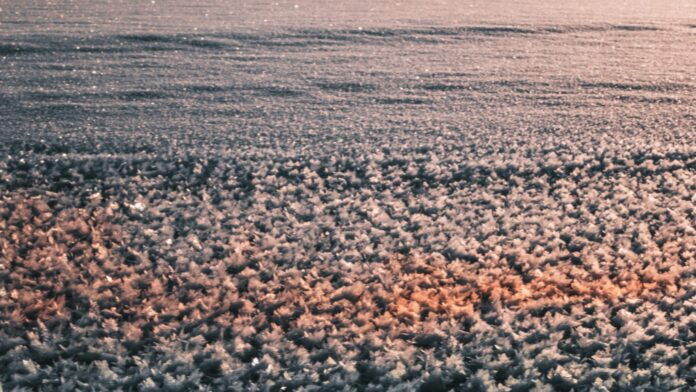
[1,0,695,390]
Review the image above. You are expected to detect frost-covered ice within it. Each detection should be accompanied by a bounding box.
[1,1,696,391]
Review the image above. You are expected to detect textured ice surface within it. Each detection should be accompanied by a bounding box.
[1,1,695,390]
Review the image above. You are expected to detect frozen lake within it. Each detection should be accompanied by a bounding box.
[1,0,695,158]
[1,1,695,390]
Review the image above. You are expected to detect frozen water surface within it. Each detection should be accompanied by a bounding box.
[1,1,695,390]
